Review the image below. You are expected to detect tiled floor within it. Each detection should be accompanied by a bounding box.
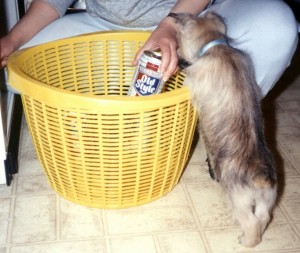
[1,46,300,253]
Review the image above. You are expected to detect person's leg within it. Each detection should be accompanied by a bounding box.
[6,12,155,93]
[208,0,299,97]
[21,12,155,49]
[5,13,103,92]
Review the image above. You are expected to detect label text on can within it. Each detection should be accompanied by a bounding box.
[133,66,162,96]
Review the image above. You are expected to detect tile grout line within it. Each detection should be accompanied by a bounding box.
[181,182,213,253]
[278,202,300,241]
[6,176,18,252]
[101,209,113,253]
[151,234,163,253]
[56,195,60,242]
[277,143,300,176]
[277,100,300,128]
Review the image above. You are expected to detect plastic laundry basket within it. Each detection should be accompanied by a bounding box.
[7,31,197,208]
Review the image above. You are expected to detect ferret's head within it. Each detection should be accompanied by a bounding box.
[174,12,227,67]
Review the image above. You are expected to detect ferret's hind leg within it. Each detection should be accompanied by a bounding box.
[230,188,262,247]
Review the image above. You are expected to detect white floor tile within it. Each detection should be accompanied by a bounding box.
[16,174,52,195]
[0,221,8,245]
[105,206,197,235]
[10,240,107,253]
[0,198,10,219]
[12,195,56,244]
[186,183,235,228]
[59,197,104,239]
[110,235,157,253]
[157,231,207,253]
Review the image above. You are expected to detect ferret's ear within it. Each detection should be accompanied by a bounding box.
[203,11,227,34]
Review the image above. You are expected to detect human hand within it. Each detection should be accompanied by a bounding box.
[0,36,17,69]
[133,17,179,82]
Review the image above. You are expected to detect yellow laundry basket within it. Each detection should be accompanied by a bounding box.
[7,31,197,208]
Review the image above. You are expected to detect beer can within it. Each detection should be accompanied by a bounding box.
[127,50,164,96]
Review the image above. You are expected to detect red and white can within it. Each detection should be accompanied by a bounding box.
[127,50,164,96]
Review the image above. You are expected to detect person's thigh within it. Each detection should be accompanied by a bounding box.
[21,12,155,49]
[3,13,154,93]
[208,0,299,97]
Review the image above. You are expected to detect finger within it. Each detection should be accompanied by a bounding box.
[160,43,178,82]
[0,58,7,69]
[159,46,171,74]
[162,54,178,82]
[132,46,145,66]
[132,34,160,66]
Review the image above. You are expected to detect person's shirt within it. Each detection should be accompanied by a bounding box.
[41,0,177,27]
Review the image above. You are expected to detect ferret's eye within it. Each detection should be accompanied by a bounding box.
[178,58,191,69]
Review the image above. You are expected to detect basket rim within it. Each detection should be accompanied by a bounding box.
[7,30,191,111]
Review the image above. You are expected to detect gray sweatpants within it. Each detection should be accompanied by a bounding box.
[15,0,300,97]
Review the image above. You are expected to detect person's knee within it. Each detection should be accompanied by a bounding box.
[254,0,298,50]
[212,0,298,48]
[248,1,298,95]
[210,0,298,96]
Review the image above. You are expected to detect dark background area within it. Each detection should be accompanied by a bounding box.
[0,1,7,35]
[285,0,300,22]
[0,0,7,88]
